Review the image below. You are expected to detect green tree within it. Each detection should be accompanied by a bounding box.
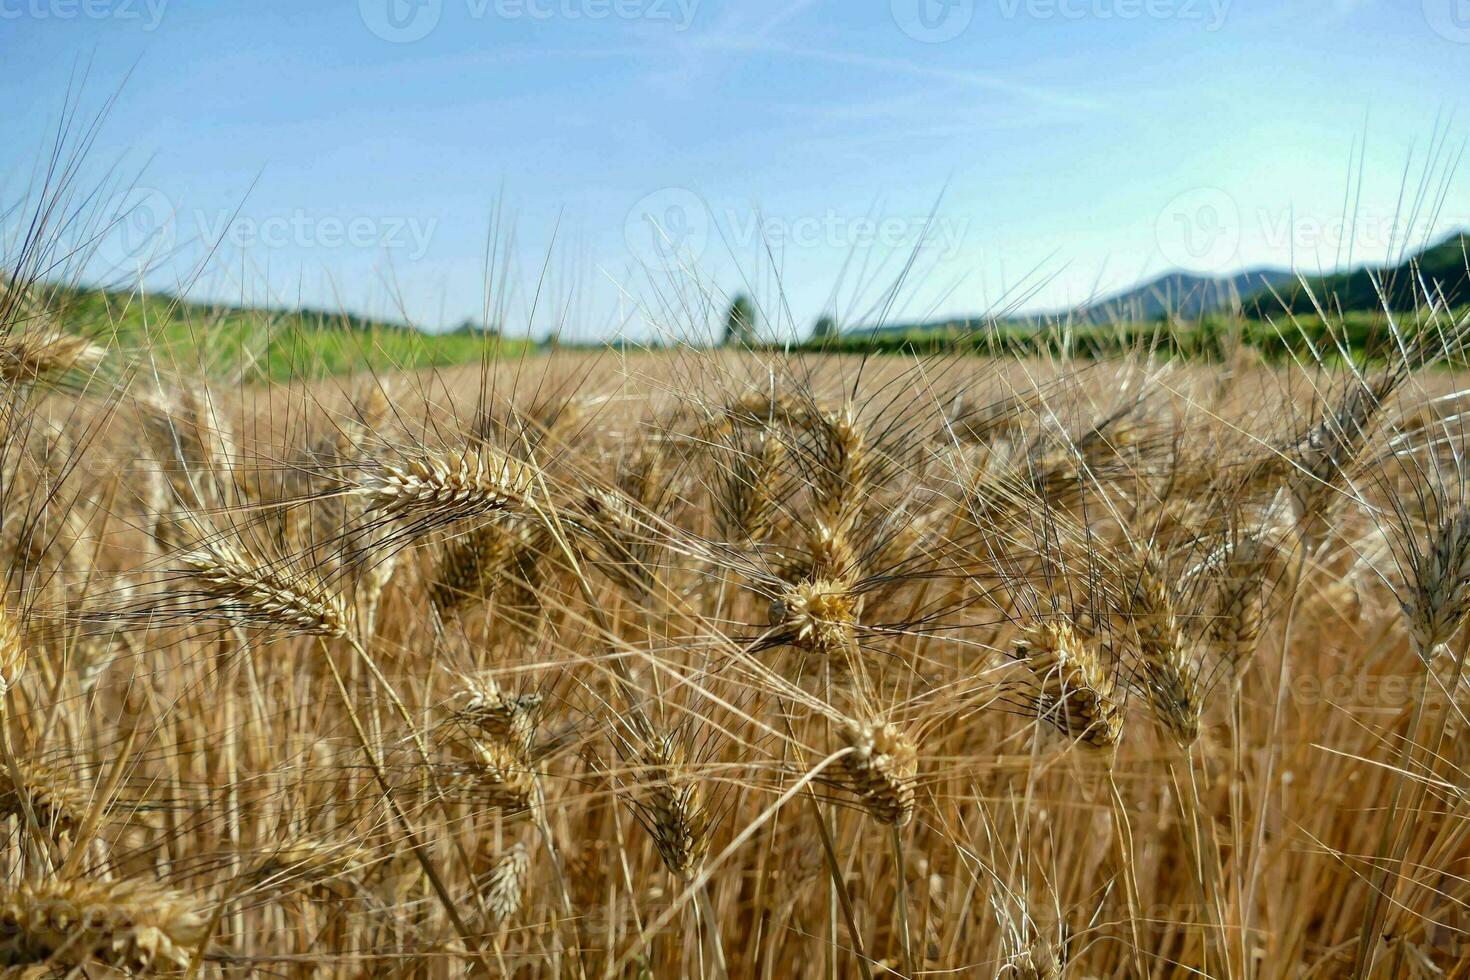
[723,294,757,346]
[452,317,500,338]
[811,314,837,343]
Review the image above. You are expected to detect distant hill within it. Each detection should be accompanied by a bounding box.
[1054,269,1295,324]
[846,233,1470,342]
[1245,231,1470,314]
[851,268,1293,338]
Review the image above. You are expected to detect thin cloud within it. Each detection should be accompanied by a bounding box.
[687,35,1103,112]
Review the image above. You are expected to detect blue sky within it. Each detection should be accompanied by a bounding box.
[2,0,1468,340]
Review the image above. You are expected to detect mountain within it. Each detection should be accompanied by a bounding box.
[1245,232,1470,314]
[1054,268,1295,324]
[850,268,1293,338]
[847,232,1470,341]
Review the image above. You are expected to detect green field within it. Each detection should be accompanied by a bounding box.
[35,285,1468,380]
[806,308,1463,364]
[49,287,535,382]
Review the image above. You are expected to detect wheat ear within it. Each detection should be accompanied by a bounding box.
[1206,532,1278,668]
[0,762,88,837]
[628,730,710,882]
[478,841,531,930]
[810,405,868,536]
[355,446,532,531]
[432,522,515,612]
[179,538,350,637]
[454,678,543,755]
[717,427,785,543]
[832,718,918,827]
[0,329,105,385]
[1403,507,1470,657]
[249,837,363,900]
[0,877,209,972]
[768,578,860,661]
[1285,372,1399,539]
[0,599,25,696]
[455,736,539,814]
[1012,620,1124,748]
[1127,556,1203,745]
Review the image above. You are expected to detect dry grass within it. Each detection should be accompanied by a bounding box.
[2,290,1470,979]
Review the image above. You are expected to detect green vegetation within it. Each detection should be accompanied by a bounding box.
[723,294,757,346]
[37,265,1469,379]
[831,231,1470,358]
[1246,232,1470,314]
[803,308,1464,364]
[49,287,536,382]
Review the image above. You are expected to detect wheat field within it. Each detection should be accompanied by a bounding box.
[2,272,1470,979]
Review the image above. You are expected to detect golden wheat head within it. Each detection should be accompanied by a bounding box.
[0,877,208,973]
[833,718,918,827]
[1012,620,1124,748]
[356,446,533,531]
